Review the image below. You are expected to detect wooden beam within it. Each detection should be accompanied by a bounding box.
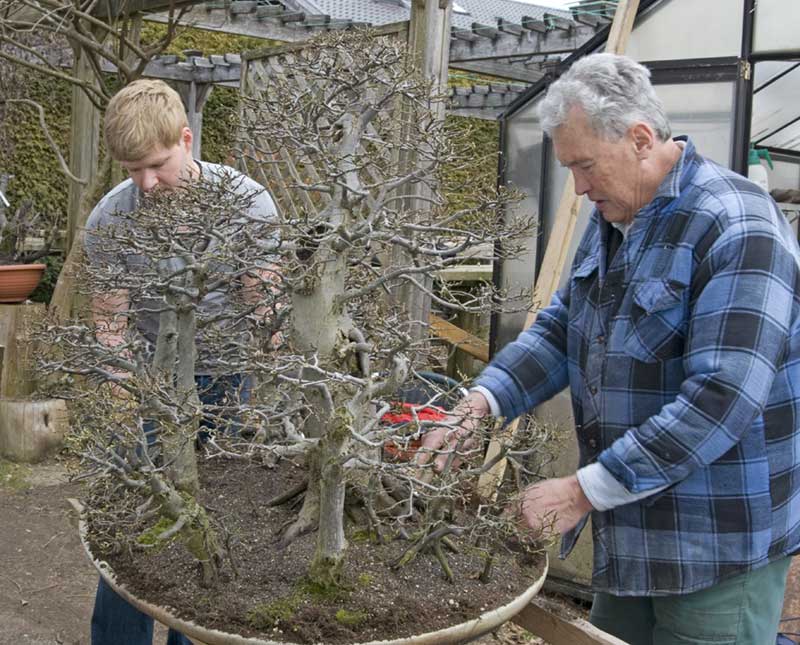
[544,12,576,32]
[145,6,324,42]
[451,26,480,42]
[497,18,523,37]
[476,0,641,501]
[521,16,548,34]
[450,59,543,83]
[429,314,489,363]
[229,1,256,15]
[472,22,500,40]
[573,11,610,28]
[513,599,630,645]
[92,53,242,83]
[92,0,201,19]
[449,24,596,62]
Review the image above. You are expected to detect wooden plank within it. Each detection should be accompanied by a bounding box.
[476,0,641,501]
[429,313,489,363]
[447,310,486,378]
[605,0,640,55]
[513,599,630,645]
[436,264,492,282]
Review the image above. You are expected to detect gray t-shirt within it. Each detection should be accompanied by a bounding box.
[84,162,278,372]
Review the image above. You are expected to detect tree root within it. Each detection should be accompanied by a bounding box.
[277,487,320,548]
[390,524,463,579]
[266,480,308,507]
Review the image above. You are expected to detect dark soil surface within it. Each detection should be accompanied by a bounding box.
[89,458,546,644]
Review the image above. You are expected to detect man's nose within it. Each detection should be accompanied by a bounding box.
[572,170,590,196]
[140,171,158,193]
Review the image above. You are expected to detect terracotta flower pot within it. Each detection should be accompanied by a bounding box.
[77,508,548,645]
[0,263,45,303]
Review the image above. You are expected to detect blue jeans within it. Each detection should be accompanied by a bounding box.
[91,375,249,645]
[91,578,190,645]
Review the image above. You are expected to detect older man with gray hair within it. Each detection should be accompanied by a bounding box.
[422,53,800,644]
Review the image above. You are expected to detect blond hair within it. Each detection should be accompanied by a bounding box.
[104,79,189,162]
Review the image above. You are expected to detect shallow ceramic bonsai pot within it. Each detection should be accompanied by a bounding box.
[77,508,548,645]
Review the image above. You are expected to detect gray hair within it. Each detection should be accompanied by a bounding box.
[538,53,671,142]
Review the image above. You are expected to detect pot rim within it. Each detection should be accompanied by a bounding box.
[0,263,46,270]
[75,502,548,645]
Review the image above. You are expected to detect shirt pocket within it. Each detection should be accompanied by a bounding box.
[569,253,600,300]
[623,278,688,363]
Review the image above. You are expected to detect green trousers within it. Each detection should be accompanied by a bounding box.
[589,557,792,645]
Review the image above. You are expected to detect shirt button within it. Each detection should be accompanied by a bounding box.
[589,438,597,449]
[596,335,605,344]
[589,385,598,395]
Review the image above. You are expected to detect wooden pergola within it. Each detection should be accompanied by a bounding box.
[145,0,610,85]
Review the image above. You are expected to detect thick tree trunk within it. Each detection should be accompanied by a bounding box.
[149,474,224,588]
[164,301,200,493]
[308,407,350,590]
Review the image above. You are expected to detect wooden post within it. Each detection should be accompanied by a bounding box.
[393,0,452,339]
[477,0,641,499]
[173,81,215,158]
[66,47,101,255]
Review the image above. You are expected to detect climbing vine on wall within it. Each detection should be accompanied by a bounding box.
[0,24,503,301]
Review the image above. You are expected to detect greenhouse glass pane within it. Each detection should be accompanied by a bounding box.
[769,160,800,196]
[656,82,734,167]
[496,99,544,350]
[624,0,743,62]
[752,62,800,151]
[760,119,800,152]
[754,0,800,55]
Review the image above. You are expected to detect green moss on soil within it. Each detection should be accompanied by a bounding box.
[0,459,31,491]
[335,608,368,627]
[246,593,303,630]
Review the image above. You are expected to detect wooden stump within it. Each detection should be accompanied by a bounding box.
[0,399,68,462]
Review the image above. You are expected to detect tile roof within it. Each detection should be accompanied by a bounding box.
[296,0,570,30]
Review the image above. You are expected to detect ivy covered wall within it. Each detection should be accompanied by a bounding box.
[0,24,501,301]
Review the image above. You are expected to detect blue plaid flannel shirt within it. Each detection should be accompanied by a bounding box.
[477,138,800,595]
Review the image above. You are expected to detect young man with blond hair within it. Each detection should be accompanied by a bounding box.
[85,79,277,645]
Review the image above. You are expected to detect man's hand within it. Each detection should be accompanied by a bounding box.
[416,390,490,474]
[518,475,594,536]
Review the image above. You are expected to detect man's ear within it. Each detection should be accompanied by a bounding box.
[629,122,655,159]
[181,126,194,153]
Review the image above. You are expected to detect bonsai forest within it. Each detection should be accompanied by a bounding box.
[31,29,551,643]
